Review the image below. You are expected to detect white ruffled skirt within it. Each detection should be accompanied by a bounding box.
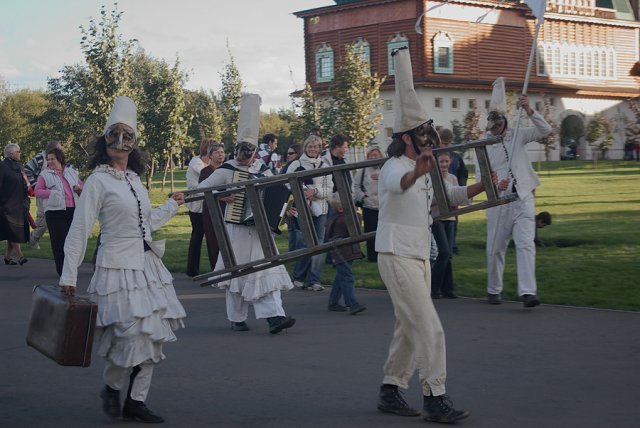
[87,251,186,368]
[213,224,293,301]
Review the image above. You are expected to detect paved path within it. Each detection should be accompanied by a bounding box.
[1,258,639,427]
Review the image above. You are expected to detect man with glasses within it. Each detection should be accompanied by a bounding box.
[375,47,503,424]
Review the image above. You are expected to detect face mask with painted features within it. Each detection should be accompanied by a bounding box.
[105,123,137,152]
[410,120,440,153]
[487,111,507,135]
[234,141,257,164]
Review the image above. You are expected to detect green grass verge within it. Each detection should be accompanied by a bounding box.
[8,160,639,311]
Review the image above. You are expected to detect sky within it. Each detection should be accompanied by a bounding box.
[0,0,333,111]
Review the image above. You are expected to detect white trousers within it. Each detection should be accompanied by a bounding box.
[226,289,285,322]
[104,360,154,401]
[486,194,537,296]
[29,197,48,244]
[378,253,447,396]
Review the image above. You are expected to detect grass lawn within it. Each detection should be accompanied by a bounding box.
[9,160,640,311]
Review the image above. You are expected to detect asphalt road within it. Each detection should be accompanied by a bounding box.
[1,258,639,427]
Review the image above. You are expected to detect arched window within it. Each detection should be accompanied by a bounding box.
[387,33,409,76]
[316,43,334,83]
[353,37,371,74]
[433,32,454,74]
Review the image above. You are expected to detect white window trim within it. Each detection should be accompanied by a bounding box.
[537,42,616,79]
[433,32,454,74]
[388,33,409,76]
[316,43,334,83]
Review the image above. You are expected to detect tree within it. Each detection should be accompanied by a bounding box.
[538,95,558,162]
[131,51,189,191]
[0,89,51,159]
[327,45,384,153]
[184,89,223,144]
[218,45,243,152]
[449,119,464,145]
[463,100,481,142]
[291,82,320,143]
[625,98,640,150]
[586,112,614,165]
[45,4,135,169]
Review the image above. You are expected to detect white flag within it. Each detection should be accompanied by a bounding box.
[524,0,546,21]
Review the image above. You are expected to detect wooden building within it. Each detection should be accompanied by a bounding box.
[295,0,640,160]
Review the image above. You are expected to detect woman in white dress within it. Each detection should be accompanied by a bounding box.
[198,141,295,334]
[61,97,186,423]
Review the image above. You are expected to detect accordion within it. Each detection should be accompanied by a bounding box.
[223,169,289,234]
[224,170,253,225]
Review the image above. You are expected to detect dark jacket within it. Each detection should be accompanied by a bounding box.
[0,158,29,242]
[325,212,363,265]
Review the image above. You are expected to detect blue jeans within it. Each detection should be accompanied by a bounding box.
[292,214,327,284]
[431,220,455,295]
[329,261,357,307]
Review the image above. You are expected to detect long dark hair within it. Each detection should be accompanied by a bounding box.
[87,135,149,175]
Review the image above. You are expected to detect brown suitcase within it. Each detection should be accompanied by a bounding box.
[26,284,98,367]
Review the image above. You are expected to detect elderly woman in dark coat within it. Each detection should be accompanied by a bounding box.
[0,143,29,265]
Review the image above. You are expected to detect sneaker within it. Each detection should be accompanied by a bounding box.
[293,280,305,289]
[487,293,501,305]
[328,303,347,312]
[349,303,367,315]
[423,394,470,423]
[17,257,28,265]
[231,321,249,331]
[522,294,540,308]
[267,316,296,334]
[3,257,17,266]
[310,283,325,291]
[377,384,421,417]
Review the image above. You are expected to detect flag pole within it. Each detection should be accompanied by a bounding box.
[505,19,543,174]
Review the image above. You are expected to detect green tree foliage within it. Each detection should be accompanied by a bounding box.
[324,45,384,148]
[291,82,320,143]
[625,98,640,147]
[45,4,135,169]
[260,108,297,153]
[586,112,614,162]
[184,89,223,144]
[449,119,464,145]
[463,100,481,142]
[218,46,243,152]
[0,89,51,159]
[539,95,558,161]
[130,51,189,190]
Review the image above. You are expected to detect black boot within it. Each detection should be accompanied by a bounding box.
[267,316,296,334]
[122,398,164,423]
[423,394,470,423]
[100,385,121,419]
[377,384,420,417]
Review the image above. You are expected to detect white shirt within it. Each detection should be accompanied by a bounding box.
[186,156,208,213]
[375,155,469,260]
[60,165,178,286]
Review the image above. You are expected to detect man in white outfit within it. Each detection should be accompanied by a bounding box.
[375,47,502,424]
[484,77,552,307]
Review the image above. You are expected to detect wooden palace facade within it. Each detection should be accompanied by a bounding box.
[295,0,640,160]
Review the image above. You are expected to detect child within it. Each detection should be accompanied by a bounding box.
[325,193,366,315]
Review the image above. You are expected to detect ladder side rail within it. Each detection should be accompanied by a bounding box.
[429,158,453,221]
[287,176,318,248]
[199,233,377,286]
[331,169,362,238]
[245,183,278,258]
[203,191,236,269]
